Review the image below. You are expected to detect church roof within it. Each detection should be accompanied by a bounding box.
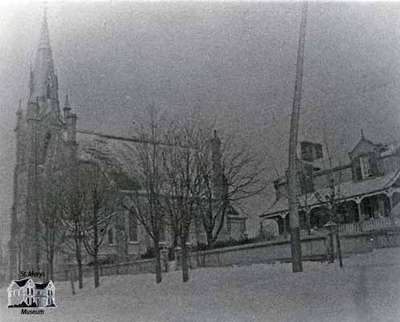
[260,170,400,218]
[76,130,140,179]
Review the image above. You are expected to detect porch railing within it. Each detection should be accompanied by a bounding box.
[338,222,362,234]
[338,216,396,234]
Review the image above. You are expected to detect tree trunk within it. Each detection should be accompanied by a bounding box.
[49,232,55,281]
[93,206,100,288]
[205,229,214,249]
[77,253,83,289]
[181,237,189,283]
[93,253,100,288]
[154,243,162,284]
[70,275,76,295]
[75,236,83,289]
[74,226,84,289]
[45,263,49,281]
[49,254,54,281]
[77,260,83,289]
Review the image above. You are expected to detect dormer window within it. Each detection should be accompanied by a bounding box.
[352,153,381,181]
[360,155,372,178]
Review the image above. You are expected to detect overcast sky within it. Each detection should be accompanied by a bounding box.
[1,1,400,234]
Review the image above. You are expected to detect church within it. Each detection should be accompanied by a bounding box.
[8,9,247,280]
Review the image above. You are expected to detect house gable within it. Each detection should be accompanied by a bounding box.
[7,281,20,292]
[349,138,379,160]
[25,279,35,290]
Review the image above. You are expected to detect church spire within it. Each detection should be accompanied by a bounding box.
[30,5,57,102]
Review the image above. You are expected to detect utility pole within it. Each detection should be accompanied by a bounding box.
[287,1,308,273]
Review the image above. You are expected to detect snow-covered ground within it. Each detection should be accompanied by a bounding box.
[1,248,400,322]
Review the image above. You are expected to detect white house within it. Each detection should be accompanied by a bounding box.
[35,281,56,307]
[7,278,56,307]
[7,278,36,307]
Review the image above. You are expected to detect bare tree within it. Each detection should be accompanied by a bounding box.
[196,130,267,247]
[160,121,202,282]
[122,104,166,284]
[81,163,117,288]
[59,167,88,289]
[37,169,66,281]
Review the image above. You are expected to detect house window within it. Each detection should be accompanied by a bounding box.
[300,142,323,162]
[360,155,371,178]
[108,226,115,245]
[315,144,323,159]
[301,143,314,161]
[128,215,138,242]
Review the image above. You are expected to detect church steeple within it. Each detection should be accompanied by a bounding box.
[30,6,58,103]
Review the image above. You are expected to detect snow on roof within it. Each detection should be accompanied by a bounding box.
[261,170,400,218]
[76,131,140,177]
[380,141,400,157]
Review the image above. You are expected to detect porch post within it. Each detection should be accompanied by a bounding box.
[356,198,363,231]
[356,198,363,221]
[306,209,311,235]
[385,191,395,225]
[283,214,289,236]
[387,191,393,215]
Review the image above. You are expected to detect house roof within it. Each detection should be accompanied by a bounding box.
[381,141,400,157]
[14,278,33,287]
[35,282,49,289]
[260,170,400,219]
